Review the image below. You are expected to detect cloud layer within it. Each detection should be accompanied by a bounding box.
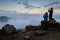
[0,10,17,13]
[0,16,11,22]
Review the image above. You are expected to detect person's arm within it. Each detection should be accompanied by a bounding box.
[43,15,45,18]
[48,8,51,12]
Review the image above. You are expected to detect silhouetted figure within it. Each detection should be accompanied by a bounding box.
[41,12,48,30]
[43,12,48,23]
[48,7,53,20]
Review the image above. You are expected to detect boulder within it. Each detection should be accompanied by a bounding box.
[31,30,47,36]
[41,19,57,30]
[24,32,31,40]
[2,24,16,35]
[47,19,57,28]
[48,19,56,24]
[41,21,48,30]
[25,25,40,32]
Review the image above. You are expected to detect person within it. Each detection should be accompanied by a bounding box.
[43,12,48,23]
[48,7,53,20]
[41,12,48,30]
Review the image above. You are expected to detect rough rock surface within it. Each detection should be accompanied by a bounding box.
[2,24,16,35]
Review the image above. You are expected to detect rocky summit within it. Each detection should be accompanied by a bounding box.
[0,19,60,40]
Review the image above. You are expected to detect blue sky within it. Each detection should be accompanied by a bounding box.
[0,0,60,14]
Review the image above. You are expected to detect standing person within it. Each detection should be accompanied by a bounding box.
[43,12,48,23]
[48,7,53,20]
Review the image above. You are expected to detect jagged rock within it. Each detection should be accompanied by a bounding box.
[41,20,48,30]
[31,30,47,36]
[24,32,31,40]
[2,24,16,35]
[47,19,57,28]
[25,25,40,32]
[41,19,58,30]
[48,19,56,24]
[24,35,31,40]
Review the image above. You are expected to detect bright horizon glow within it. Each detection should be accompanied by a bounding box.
[0,9,60,14]
[16,9,60,14]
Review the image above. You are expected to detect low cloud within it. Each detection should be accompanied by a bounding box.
[0,16,11,23]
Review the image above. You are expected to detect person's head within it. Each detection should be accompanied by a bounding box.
[51,7,53,10]
[45,12,48,15]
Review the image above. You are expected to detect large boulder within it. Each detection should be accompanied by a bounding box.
[2,24,16,35]
[25,25,40,32]
[41,19,57,30]
[41,21,48,30]
[48,19,56,25]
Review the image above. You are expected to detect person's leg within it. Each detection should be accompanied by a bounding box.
[51,13,53,20]
[49,13,51,20]
[50,13,52,19]
[49,13,53,20]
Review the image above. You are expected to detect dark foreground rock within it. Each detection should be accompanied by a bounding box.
[24,34,31,40]
[1,24,16,36]
[25,25,40,32]
[31,30,47,36]
[41,19,59,30]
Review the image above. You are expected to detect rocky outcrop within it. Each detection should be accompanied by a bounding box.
[25,19,60,33]
[2,24,16,35]
[40,19,58,30]
[25,25,40,32]
[24,34,31,40]
[31,30,47,36]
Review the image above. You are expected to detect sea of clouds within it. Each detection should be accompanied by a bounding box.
[0,14,60,29]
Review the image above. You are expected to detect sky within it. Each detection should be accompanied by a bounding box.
[0,0,60,14]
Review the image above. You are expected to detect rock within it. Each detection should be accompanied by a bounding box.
[48,19,56,24]
[25,25,40,32]
[31,30,47,36]
[0,36,5,40]
[41,19,58,30]
[0,29,2,36]
[2,24,16,35]
[56,22,60,28]
[47,19,57,28]
[41,20,48,30]
[24,32,31,40]
[24,35,31,40]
